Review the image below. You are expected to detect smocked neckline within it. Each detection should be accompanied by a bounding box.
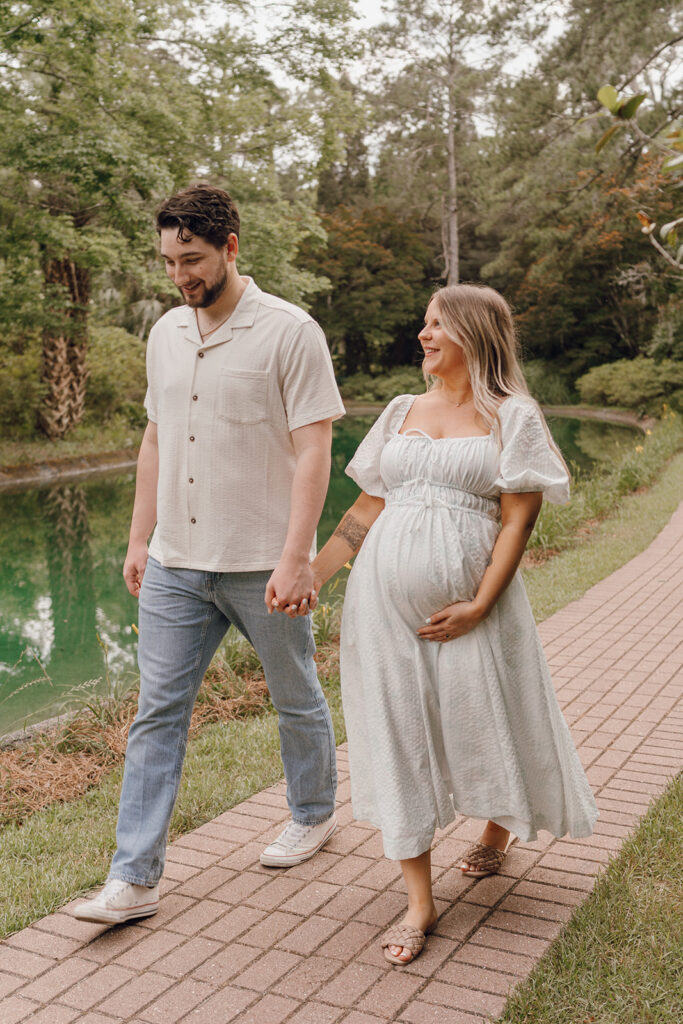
[395,431,493,442]
[394,393,495,442]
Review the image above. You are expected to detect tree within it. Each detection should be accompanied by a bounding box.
[0,0,361,438]
[476,0,683,376]
[301,204,434,375]
[367,0,501,285]
[593,81,683,273]
[0,1,217,437]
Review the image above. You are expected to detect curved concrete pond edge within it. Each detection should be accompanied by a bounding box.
[0,406,654,494]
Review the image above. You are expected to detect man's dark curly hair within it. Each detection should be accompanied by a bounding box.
[156,183,240,248]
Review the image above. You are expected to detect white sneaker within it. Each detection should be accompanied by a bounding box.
[260,815,337,867]
[73,879,159,924]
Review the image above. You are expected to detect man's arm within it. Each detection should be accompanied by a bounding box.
[123,421,159,597]
[264,418,333,615]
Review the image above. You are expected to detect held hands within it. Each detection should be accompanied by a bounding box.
[265,556,320,618]
[123,541,149,598]
[416,601,485,643]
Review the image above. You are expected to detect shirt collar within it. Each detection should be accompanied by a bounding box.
[176,276,262,347]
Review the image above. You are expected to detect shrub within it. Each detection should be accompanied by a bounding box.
[648,298,683,362]
[0,338,45,438]
[340,366,424,402]
[523,359,576,405]
[85,325,147,426]
[576,356,683,412]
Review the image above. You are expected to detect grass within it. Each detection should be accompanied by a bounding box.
[496,773,683,1024]
[0,641,272,827]
[0,628,344,938]
[0,416,142,470]
[528,411,682,555]
[523,447,683,621]
[0,687,349,939]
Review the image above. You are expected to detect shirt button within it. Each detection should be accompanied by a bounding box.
[189,435,195,442]
[190,517,197,524]
[192,394,198,401]
[189,477,194,484]
[198,351,204,358]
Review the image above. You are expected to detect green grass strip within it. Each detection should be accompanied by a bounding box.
[0,454,681,941]
[497,773,683,1024]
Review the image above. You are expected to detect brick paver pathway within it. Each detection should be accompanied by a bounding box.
[2,505,682,1024]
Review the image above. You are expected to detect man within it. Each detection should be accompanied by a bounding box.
[75,183,344,925]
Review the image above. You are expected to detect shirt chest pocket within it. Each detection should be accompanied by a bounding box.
[218,369,270,424]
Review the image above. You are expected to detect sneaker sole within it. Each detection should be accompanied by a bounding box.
[73,902,159,924]
[260,819,337,867]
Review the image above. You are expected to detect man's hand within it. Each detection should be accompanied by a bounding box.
[123,541,149,598]
[265,556,317,617]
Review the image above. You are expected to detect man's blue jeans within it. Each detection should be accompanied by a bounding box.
[110,558,337,886]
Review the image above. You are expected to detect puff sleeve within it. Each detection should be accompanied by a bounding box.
[345,395,413,498]
[495,398,570,505]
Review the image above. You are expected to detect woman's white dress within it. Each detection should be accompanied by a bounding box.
[341,394,598,860]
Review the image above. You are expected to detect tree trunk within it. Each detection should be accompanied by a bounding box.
[40,258,90,440]
[344,331,371,376]
[445,77,459,286]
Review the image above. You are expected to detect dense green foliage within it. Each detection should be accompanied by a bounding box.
[577,357,683,412]
[0,0,681,440]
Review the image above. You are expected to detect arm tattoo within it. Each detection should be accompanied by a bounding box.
[334,513,369,552]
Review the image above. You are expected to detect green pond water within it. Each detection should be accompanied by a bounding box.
[0,414,637,736]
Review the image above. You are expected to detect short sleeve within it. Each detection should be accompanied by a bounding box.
[280,320,345,431]
[495,398,569,504]
[144,324,159,423]
[345,395,414,498]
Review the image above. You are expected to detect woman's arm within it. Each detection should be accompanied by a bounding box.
[312,491,385,593]
[417,491,543,643]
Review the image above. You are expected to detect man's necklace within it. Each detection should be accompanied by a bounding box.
[198,312,231,341]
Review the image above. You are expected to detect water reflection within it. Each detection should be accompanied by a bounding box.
[0,415,638,735]
[0,475,140,734]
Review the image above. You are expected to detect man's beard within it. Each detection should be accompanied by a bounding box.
[182,268,228,308]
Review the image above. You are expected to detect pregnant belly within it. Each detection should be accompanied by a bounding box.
[353,504,499,623]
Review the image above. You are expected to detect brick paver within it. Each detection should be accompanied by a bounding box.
[1,503,681,1022]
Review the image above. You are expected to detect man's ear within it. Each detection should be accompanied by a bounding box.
[226,233,239,261]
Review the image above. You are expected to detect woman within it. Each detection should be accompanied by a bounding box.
[307,284,598,965]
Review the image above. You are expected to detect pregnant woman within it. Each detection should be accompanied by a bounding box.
[309,283,598,966]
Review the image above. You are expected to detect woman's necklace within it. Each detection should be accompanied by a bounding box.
[442,393,473,408]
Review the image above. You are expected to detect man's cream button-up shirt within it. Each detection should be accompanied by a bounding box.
[145,278,345,571]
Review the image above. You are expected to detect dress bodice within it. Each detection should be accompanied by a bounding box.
[380,431,501,521]
[346,393,570,508]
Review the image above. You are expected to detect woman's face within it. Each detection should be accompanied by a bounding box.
[418,300,467,381]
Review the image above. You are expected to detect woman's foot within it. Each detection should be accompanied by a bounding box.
[459,821,514,876]
[386,903,438,964]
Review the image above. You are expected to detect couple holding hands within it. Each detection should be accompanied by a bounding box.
[75,184,597,967]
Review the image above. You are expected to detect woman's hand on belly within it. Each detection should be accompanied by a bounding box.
[416,601,484,644]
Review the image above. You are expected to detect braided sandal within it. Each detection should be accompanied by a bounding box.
[458,835,518,878]
[381,923,431,965]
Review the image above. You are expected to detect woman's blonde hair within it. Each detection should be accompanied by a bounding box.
[426,283,529,441]
[426,284,565,472]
